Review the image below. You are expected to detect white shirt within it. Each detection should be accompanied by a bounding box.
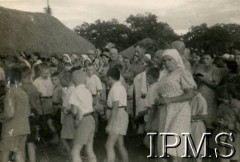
[86,74,102,95]
[107,81,127,108]
[69,84,93,115]
[62,85,75,109]
[33,76,53,97]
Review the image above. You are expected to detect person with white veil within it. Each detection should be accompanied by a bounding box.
[155,49,196,162]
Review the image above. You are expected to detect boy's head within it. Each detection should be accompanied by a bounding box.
[39,63,50,79]
[5,67,22,86]
[113,64,124,74]
[107,67,120,85]
[86,63,95,77]
[71,70,87,86]
[49,64,58,74]
[19,65,32,81]
[59,71,72,87]
[51,72,60,86]
[146,67,159,85]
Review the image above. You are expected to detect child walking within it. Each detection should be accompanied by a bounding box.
[0,67,30,162]
[69,69,97,162]
[105,67,129,162]
[59,71,75,159]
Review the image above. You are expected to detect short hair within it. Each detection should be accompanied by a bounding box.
[70,66,82,73]
[5,67,22,85]
[33,52,41,59]
[60,71,72,81]
[113,64,124,71]
[146,67,159,80]
[19,65,32,79]
[107,68,120,81]
[51,72,60,78]
[38,63,49,72]
[203,53,215,59]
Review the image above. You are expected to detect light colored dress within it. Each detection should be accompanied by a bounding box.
[190,92,208,155]
[157,68,196,157]
[195,65,221,129]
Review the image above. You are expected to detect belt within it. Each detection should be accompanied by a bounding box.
[83,112,93,117]
[41,96,52,99]
[191,120,203,122]
[107,106,126,110]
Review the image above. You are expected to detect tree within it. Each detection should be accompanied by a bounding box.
[74,19,131,50]
[74,13,179,50]
[44,0,52,16]
[183,23,240,55]
[126,13,179,49]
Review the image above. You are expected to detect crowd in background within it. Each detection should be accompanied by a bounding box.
[0,40,240,162]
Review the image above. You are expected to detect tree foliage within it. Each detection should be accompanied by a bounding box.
[183,23,240,55]
[74,13,179,51]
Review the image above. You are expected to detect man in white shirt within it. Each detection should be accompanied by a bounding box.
[69,70,96,162]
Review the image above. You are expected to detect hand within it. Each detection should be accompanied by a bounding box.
[156,97,171,105]
[141,93,147,99]
[105,124,111,133]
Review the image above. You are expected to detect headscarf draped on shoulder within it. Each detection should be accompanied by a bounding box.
[162,49,185,69]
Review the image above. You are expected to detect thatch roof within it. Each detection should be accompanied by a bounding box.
[0,7,95,57]
[119,38,155,59]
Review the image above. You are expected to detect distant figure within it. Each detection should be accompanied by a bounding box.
[171,40,192,73]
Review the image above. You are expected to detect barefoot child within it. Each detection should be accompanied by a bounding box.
[20,65,41,162]
[0,67,30,162]
[69,70,96,162]
[86,63,103,133]
[59,71,75,158]
[105,67,129,162]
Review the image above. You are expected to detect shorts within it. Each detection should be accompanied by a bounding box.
[74,115,95,145]
[1,135,27,152]
[106,109,129,135]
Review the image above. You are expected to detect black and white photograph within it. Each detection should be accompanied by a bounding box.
[0,0,240,162]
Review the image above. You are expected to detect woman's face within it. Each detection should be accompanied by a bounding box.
[163,55,178,72]
[63,56,69,63]
[235,55,240,66]
[118,55,123,62]
[123,58,130,67]
[202,55,214,67]
[101,56,109,63]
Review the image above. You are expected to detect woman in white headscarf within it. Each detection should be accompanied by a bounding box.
[155,49,196,162]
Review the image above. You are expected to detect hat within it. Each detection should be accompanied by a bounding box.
[100,52,110,58]
[222,54,230,60]
[144,54,151,60]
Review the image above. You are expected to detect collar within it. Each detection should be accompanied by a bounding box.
[112,81,121,88]
[76,84,86,88]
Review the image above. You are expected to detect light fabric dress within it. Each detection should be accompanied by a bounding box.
[190,92,208,155]
[157,68,196,157]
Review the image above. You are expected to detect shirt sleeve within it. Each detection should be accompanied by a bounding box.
[69,91,83,109]
[111,87,120,102]
[180,69,196,90]
[3,91,15,119]
[95,76,103,91]
[196,94,208,115]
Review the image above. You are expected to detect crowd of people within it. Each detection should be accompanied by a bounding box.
[0,40,240,162]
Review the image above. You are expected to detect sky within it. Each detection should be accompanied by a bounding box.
[1,0,240,34]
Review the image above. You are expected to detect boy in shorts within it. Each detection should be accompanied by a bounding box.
[69,70,96,162]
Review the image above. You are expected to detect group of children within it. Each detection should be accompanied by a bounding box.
[0,59,130,162]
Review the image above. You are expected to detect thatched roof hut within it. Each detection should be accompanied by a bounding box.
[0,7,95,57]
[119,38,156,59]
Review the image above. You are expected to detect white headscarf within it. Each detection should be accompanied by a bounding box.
[63,54,72,64]
[162,49,185,69]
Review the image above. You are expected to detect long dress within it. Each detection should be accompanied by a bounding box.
[157,68,196,157]
[195,65,221,129]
